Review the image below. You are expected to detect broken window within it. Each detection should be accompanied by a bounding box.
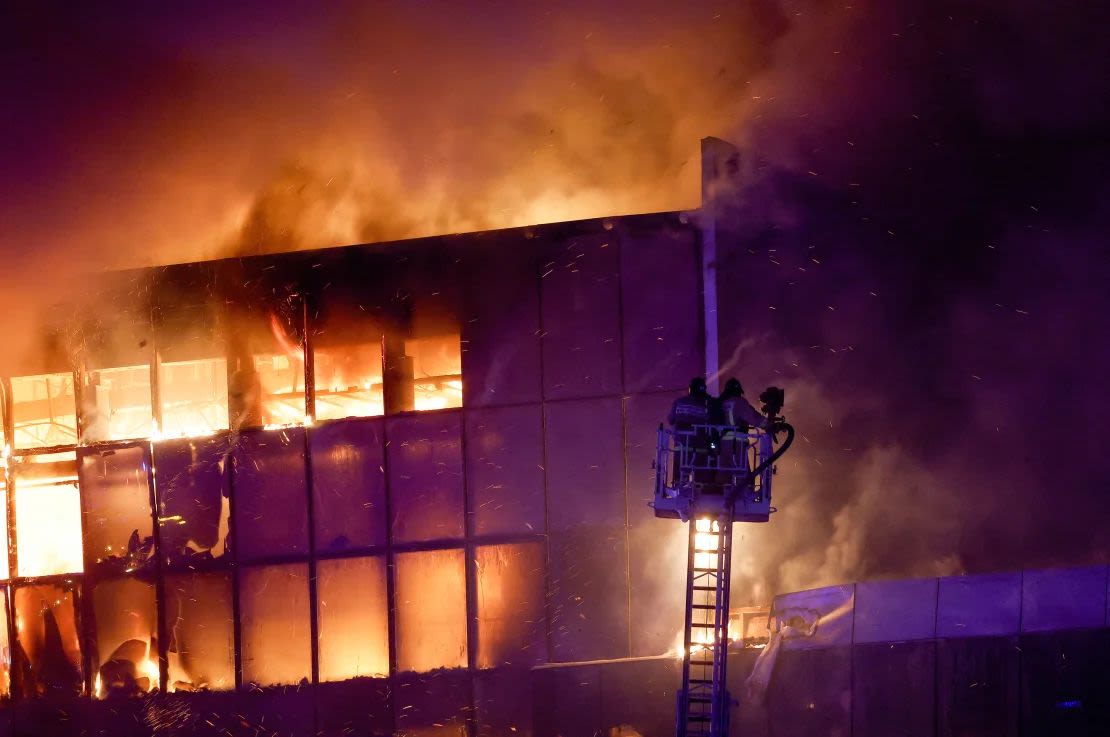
[154,436,231,567]
[10,373,78,450]
[317,556,389,681]
[78,445,154,575]
[310,418,387,553]
[405,334,462,411]
[155,304,229,438]
[231,428,309,561]
[90,577,158,698]
[394,549,467,673]
[78,317,154,443]
[13,583,83,698]
[476,543,545,668]
[314,341,384,421]
[13,451,83,577]
[223,304,306,431]
[239,563,311,686]
[311,301,385,422]
[163,571,235,692]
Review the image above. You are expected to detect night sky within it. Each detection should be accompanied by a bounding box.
[3,1,1109,599]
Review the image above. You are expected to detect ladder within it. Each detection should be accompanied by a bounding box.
[677,514,734,737]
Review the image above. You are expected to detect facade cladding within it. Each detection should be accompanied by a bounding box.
[0,212,703,735]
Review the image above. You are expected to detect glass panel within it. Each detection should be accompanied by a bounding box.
[13,583,83,697]
[465,405,545,537]
[239,563,311,686]
[405,334,462,411]
[78,445,153,574]
[154,436,231,568]
[317,556,389,681]
[476,543,545,668]
[310,419,387,553]
[90,577,159,698]
[156,303,229,438]
[231,428,309,561]
[387,413,464,544]
[394,549,467,673]
[164,571,235,691]
[10,373,78,449]
[314,342,384,422]
[539,232,622,400]
[14,451,83,577]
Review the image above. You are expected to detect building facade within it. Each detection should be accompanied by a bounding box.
[0,210,705,735]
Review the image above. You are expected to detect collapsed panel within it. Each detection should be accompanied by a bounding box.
[77,444,154,575]
[12,583,84,698]
[153,435,231,567]
[89,576,159,698]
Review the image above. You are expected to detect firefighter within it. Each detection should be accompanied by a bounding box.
[667,377,716,487]
[717,378,769,432]
[667,377,714,429]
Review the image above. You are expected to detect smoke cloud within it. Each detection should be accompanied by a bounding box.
[2,1,1108,604]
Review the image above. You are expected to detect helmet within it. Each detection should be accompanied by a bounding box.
[689,377,707,395]
[724,377,744,396]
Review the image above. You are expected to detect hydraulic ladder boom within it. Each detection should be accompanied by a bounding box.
[678,515,734,737]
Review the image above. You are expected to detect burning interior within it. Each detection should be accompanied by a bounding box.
[0,212,706,734]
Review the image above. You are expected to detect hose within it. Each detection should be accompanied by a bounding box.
[748,421,795,479]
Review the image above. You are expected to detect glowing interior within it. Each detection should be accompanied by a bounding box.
[406,334,463,411]
[14,451,83,577]
[316,556,390,680]
[11,372,78,449]
[158,357,229,438]
[314,341,385,421]
[80,364,154,442]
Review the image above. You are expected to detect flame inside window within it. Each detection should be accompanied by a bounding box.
[405,334,462,411]
[10,373,78,449]
[14,451,83,577]
[14,584,84,697]
[314,341,385,421]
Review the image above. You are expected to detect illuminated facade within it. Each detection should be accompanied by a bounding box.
[0,212,703,735]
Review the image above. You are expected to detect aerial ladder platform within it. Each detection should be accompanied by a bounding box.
[653,393,794,737]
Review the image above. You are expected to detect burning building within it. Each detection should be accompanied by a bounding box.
[0,137,728,736]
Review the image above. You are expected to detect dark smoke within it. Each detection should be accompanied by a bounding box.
[716,0,1110,600]
[2,1,1108,605]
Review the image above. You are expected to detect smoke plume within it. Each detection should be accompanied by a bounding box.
[2,1,1108,604]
